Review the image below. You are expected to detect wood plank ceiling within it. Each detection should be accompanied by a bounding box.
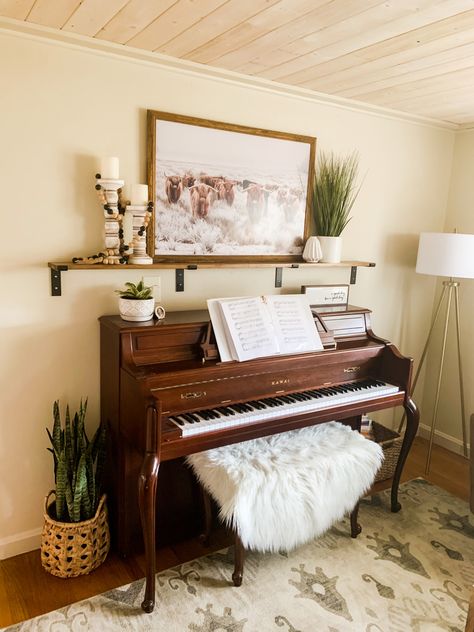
[2,0,474,125]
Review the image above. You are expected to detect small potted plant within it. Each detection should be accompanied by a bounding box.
[41,400,109,578]
[310,151,361,263]
[116,279,154,321]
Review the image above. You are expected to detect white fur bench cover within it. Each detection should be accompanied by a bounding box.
[187,422,383,553]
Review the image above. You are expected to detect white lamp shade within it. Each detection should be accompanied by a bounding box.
[416,232,474,279]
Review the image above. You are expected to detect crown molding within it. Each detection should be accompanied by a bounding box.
[456,123,474,133]
[0,16,459,132]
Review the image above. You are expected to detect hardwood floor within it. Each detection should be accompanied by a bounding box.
[0,437,469,628]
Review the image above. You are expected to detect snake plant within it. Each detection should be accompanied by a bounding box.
[46,400,106,522]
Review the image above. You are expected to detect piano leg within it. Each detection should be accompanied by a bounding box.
[139,453,160,612]
[139,404,161,613]
[391,397,419,512]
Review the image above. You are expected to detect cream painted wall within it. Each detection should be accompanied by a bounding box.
[420,130,474,451]
[0,30,455,558]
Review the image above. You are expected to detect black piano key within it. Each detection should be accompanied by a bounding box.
[294,393,307,400]
[169,416,185,426]
[263,399,277,407]
[197,411,211,420]
[182,413,196,424]
[240,403,253,412]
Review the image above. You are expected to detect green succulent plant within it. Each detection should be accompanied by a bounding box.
[46,400,106,523]
[312,151,361,237]
[115,279,153,300]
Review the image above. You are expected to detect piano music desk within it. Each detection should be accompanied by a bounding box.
[99,310,419,612]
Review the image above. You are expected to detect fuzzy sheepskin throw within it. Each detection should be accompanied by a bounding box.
[187,421,383,553]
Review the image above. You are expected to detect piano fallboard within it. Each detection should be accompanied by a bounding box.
[134,340,388,416]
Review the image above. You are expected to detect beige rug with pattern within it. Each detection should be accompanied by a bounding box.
[3,480,473,631]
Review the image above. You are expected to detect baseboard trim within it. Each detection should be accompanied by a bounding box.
[417,422,470,457]
[0,528,41,560]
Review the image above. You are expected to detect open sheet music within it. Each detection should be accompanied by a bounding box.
[207,295,323,362]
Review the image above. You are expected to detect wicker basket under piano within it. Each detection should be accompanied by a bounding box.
[368,421,403,483]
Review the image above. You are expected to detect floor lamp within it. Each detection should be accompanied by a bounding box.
[398,232,474,474]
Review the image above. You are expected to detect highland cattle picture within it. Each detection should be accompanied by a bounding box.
[147,111,315,262]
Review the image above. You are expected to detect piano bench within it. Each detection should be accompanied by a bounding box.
[187,421,383,587]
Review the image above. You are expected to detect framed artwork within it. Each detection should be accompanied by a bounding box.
[147,110,316,263]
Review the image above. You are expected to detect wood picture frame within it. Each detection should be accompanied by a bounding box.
[147,110,316,263]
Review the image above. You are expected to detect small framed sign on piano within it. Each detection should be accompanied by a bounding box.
[302,284,349,310]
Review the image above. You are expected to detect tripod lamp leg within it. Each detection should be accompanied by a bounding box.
[425,285,454,475]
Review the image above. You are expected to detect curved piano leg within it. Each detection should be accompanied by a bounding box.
[139,404,161,614]
[139,454,160,613]
[391,397,419,513]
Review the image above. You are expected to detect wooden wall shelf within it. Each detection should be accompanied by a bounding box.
[48,260,376,296]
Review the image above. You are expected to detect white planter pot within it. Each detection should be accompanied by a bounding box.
[119,297,154,322]
[318,236,342,263]
[302,236,323,262]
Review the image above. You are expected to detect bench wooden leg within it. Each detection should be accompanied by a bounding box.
[232,533,245,587]
[199,486,213,546]
[350,501,362,538]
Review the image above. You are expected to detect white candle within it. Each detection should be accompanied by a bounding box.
[100,156,119,179]
[130,184,149,205]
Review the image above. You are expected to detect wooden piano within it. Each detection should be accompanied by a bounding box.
[99,307,419,613]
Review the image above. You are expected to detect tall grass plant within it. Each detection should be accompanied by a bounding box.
[312,152,360,237]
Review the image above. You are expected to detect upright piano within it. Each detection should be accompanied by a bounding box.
[99,307,418,613]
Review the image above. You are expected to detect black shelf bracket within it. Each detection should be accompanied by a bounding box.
[50,265,68,296]
[175,265,198,292]
[175,269,184,292]
[275,267,283,288]
[350,266,357,284]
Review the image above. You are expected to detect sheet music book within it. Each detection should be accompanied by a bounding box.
[207,295,323,362]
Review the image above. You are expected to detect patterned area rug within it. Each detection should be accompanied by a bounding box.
[3,479,473,631]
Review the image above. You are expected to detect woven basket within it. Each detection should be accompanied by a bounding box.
[41,491,110,578]
[370,422,404,483]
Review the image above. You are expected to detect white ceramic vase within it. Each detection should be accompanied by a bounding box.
[318,236,342,263]
[302,236,323,262]
[119,297,154,322]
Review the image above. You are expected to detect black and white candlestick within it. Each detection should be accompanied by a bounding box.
[95,157,124,265]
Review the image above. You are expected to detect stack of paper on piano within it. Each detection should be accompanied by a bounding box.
[207,295,323,362]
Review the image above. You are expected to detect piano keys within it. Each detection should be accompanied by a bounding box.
[167,378,400,437]
[99,307,419,613]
